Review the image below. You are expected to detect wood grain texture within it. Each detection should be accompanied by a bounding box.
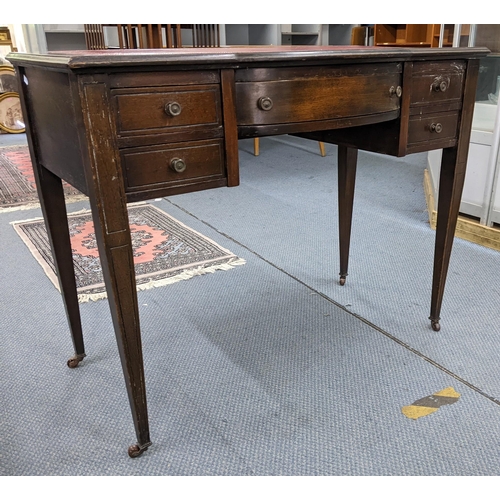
[79,75,151,450]
[7,46,489,71]
[109,70,219,88]
[6,46,488,456]
[407,111,459,145]
[410,60,465,106]
[121,139,225,191]
[235,68,401,126]
[338,146,358,285]
[113,85,222,133]
[22,67,88,193]
[221,69,239,187]
[16,66,85,360]
[429,59,480,329]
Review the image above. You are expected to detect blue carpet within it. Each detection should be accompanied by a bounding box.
[1,136,500,475]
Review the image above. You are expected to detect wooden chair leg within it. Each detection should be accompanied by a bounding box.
[253,137,260,156]
[319,141,326,157]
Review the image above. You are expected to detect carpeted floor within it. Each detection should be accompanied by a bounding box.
[1,134,500,476]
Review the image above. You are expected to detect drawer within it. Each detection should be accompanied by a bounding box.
[113,85,222,134]
[235,64,402,126]
[121,139,225,192]
[408,111,459,145]
[410,61,465,106]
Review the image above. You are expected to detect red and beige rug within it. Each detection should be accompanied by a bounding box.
[0,145,85,212]
[12,203,245,302]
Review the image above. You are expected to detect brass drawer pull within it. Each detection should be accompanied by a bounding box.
[389,85,402,97]
[432,79,449,93]
[170,158,187,173]
[257,96,273,111]
[164,102,182,117]
[430,123,443,133]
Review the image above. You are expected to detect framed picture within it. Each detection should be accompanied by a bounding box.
[0,65,17,93]
[0,27,14,58]
[0,92,25,133]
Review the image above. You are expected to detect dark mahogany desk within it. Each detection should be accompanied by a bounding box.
[8,46,489,457]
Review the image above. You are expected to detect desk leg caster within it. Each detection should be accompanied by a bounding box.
[430,319,441,332]
[67,353,86,368]
[128,442,152,458]
[339,274,347,286]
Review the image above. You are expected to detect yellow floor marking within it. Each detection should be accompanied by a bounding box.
[402,405,439,419]
[402,387,461,420]
[434,387,461,398]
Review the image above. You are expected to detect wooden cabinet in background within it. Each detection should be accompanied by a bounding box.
[374,24,468,48]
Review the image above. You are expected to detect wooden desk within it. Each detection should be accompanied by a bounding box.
[8,46,489,457]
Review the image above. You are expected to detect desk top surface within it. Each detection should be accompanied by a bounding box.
[7,45,490,70]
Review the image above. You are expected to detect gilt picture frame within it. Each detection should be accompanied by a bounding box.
[0,65,17,93]
[0,91,25,133]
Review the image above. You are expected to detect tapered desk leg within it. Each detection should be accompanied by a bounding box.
[429,146,466,332]
[88,198,151,457]
[35,166,86,367]
[80,79,151,457]
[429,59,479,332]
[16,69,86,368]
[338,146,358,286]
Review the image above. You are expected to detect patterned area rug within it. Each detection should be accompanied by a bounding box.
[0,145,85,212]
[12,203,245,302]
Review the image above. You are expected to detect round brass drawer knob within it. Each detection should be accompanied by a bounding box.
[257,96,273,111]
[433,80,448,92]
[165,102,182,117]
[389,85,402,97]
[430,123,443,133]
[170,158,186,173]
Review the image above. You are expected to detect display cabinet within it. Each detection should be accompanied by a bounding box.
[374,24,441,47]
[374,24,470,48]
[280,24,325,45]
[43,24,86,51]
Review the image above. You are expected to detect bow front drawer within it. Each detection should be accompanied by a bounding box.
[235,63,402,126]
[113,85,222,135]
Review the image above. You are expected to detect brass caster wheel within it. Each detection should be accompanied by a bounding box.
[67,354,86,368]
[128,442,151,458]
[339,276,347,286]
[128,445,143,458]
[430,319,441,332]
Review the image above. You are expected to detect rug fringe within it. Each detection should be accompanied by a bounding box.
[1,195,88,215]
[78,257,246,303]
[9,206,93,225]
[1,202,42,214]
[8,201,147,222]
[11,202,246,304]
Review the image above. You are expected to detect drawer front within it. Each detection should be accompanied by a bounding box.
[410,61,465,106]
[109,70,220,88]
[113,85,222,134]
[121,139,225,191]
[235,64,401,126]
[408,112,459,145]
